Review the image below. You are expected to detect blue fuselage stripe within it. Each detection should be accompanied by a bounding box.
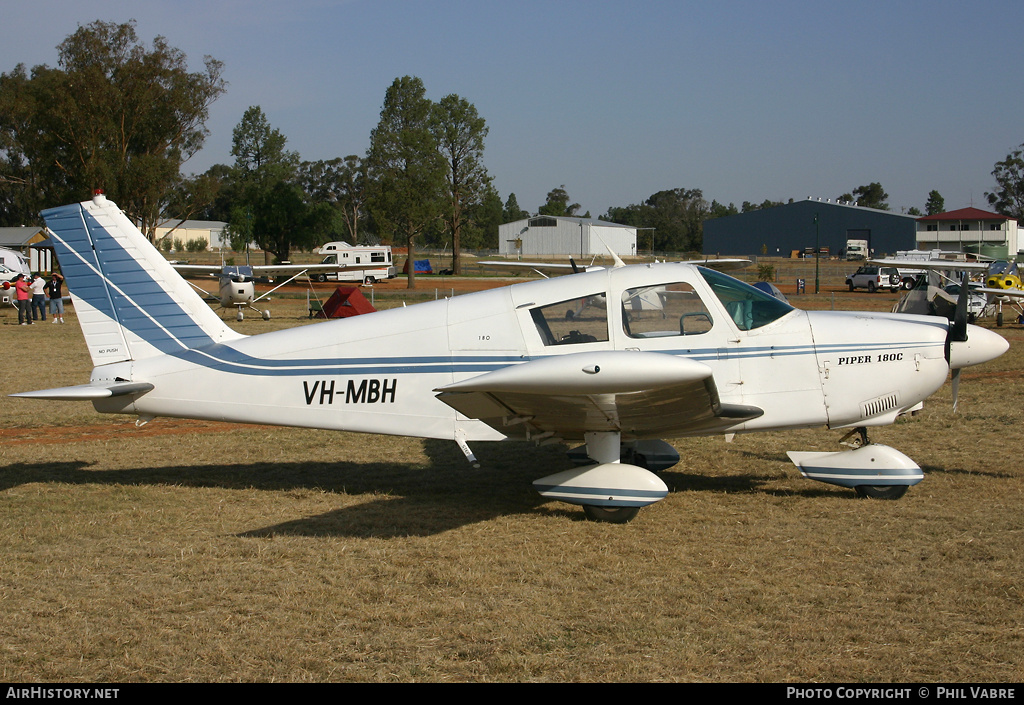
[167,339,935,378]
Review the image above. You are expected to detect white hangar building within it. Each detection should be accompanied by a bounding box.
[154,218,229,250]
[498,216,637,257]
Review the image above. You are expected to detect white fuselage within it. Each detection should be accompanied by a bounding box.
[92,263,956,444]
[218,274,256,308]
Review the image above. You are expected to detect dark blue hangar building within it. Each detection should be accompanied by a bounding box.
[703,198,918,258]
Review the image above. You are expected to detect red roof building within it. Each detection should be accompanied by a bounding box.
[916,207,1018,259]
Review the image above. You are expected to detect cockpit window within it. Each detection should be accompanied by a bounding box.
[622,282,713,338]
[531,294,608,346]
[698,267,793,331]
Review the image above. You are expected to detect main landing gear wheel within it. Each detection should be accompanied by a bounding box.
[854,485,909,500]
[582,505,641,524]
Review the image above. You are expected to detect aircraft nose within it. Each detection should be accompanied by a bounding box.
[948,325,1009,370]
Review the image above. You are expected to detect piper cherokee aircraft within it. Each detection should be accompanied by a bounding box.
[171,260,380,321]
[11,194,1010,523]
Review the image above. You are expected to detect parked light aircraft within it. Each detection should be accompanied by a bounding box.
[11,194,1010,523]
[871,257,1024,324]
[171,260,379,321]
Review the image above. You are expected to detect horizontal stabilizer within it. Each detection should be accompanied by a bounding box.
[10,381,153,401]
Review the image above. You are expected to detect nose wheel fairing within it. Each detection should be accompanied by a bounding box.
[787,444,923,490]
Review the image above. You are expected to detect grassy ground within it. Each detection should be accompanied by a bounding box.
[1,283,1022,682]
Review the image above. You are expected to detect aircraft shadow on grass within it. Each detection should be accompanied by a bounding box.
[2,437,980,538]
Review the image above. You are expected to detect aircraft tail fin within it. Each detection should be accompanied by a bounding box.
[42,192,244,366]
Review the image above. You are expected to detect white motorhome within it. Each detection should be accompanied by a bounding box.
[317,241,396,283]
[0,247,30,280]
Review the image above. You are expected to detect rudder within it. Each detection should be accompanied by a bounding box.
[42,193,243,365]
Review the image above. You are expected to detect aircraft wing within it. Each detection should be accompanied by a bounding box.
[479,260,577,270]
[434,351,762,440]
[680,258,750,271]
[478,258,750,275]
[975,286,1024,298]
[171,262,383,278]
[169,263,225,276]
[251,263,385,277]
[869,258,991,272]
[478,261,596,278]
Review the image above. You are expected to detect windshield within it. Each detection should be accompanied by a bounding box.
[698,267,794,331]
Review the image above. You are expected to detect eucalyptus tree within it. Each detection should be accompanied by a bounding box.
[986,145,1024,220]
[839,182,889,210]
[539,185,583,217]
[0,20,225,234]
[431,94,490,274]
[226,106,310,262]
[298,155,367,244]
[365,76,446,289]
[602,188,708,253]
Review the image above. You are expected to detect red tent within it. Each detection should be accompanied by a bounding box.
[311,286,376,319]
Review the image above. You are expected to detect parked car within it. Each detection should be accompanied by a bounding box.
[846,265,901,292]
[943,283,988,320]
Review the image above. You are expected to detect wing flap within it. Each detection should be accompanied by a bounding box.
[435,351,762,440]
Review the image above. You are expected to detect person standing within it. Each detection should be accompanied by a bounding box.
[45,271,65,324]
[29,273,47,321]
[13,274,32,325]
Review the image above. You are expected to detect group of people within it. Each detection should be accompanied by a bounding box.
[11,271,65,325]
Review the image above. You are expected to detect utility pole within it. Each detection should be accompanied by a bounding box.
[814,213,820,294]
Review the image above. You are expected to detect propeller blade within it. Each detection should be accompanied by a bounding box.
[569,258,581,274]
[951,369,960,413]
[951,274,969,342]
[945,273,970,365]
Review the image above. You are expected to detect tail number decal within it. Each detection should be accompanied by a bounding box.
[303,379,397,405]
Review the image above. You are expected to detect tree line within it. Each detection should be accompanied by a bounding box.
[3,21,1024,285]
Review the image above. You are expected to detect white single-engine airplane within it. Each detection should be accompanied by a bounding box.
[171,260,379,321]
[12,194,1010,523]
[871,257,1024,325]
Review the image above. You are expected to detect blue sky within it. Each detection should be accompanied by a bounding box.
[3,0,1023,217]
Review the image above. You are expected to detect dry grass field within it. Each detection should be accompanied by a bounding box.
[1,281,1022,682]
